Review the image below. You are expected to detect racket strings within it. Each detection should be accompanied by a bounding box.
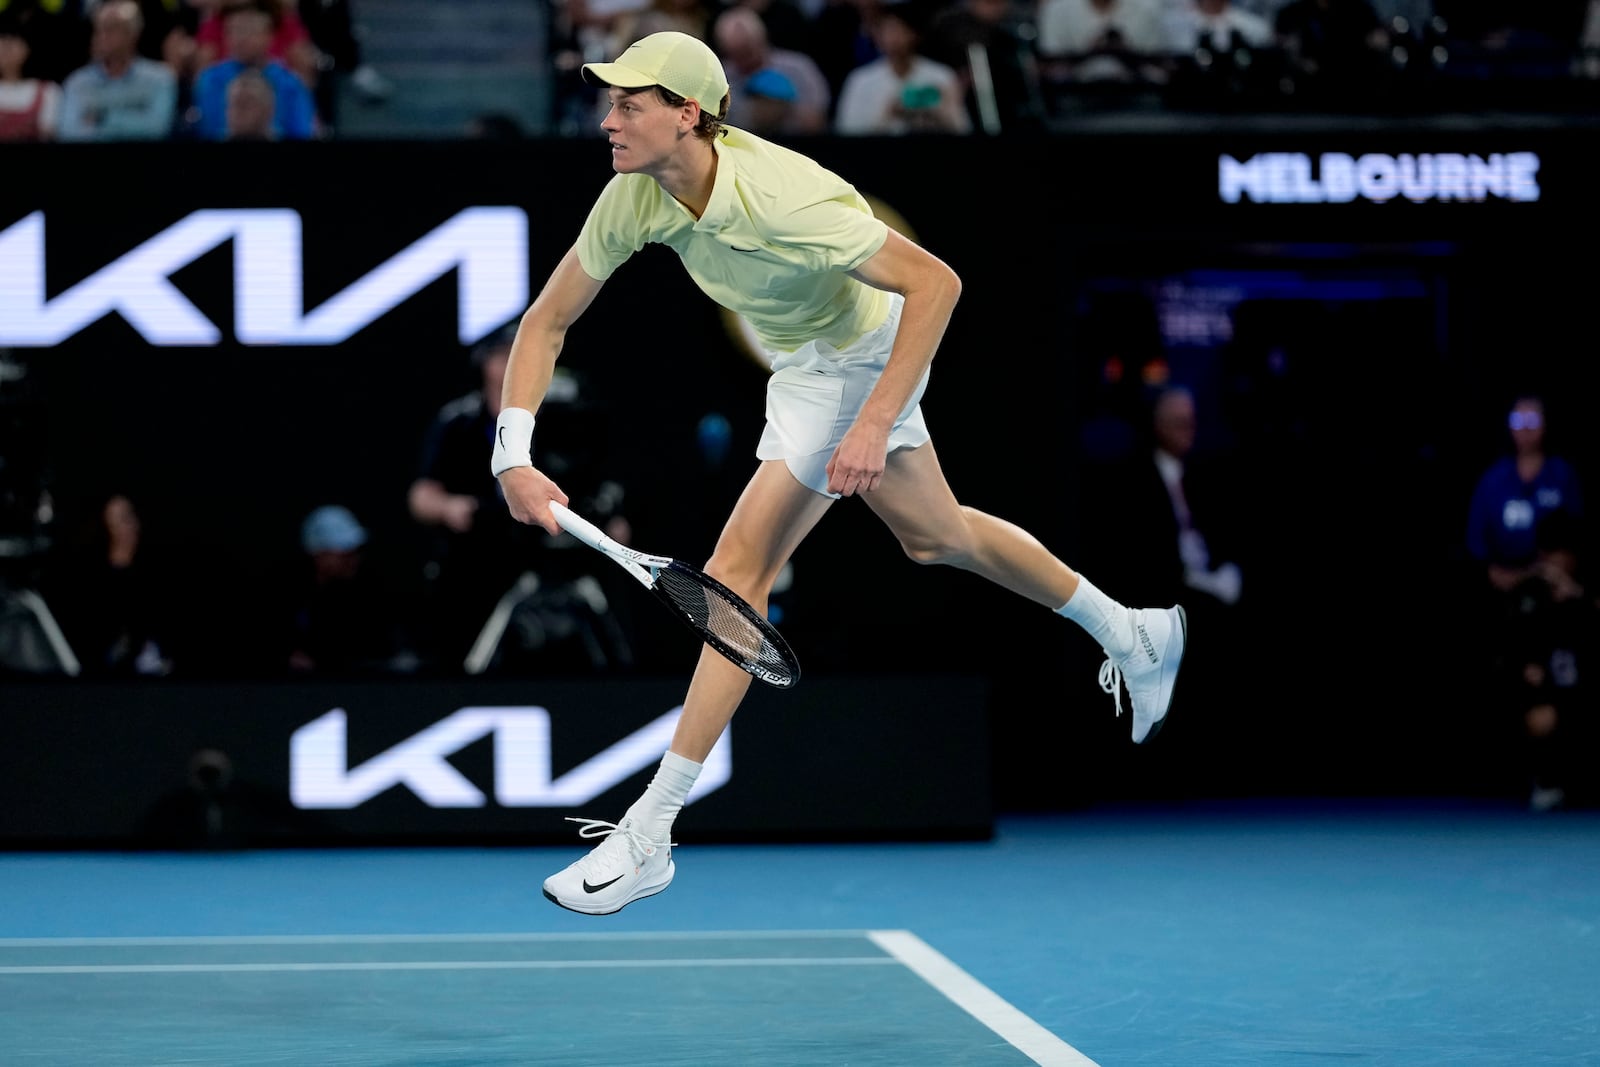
[655,568,790,676]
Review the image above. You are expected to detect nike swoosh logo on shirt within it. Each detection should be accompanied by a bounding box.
[731,246,760,253]
[583,875,624,893]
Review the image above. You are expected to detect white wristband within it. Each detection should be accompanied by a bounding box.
[490,407,536,477]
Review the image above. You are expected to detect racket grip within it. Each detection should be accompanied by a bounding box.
[548,500,609,550]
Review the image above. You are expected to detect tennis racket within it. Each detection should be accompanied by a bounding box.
[547,501,800,689]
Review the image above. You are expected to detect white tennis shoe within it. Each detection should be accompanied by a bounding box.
[1098,605,1188,743]
[542,816,674,915]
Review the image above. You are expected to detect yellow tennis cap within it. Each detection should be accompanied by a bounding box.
[581,31,729,110]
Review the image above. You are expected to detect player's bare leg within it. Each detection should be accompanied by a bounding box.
[862,441,1080,605]
[866,442,1186,743]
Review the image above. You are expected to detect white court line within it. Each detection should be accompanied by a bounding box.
[0,930,876,947]
[0,957,899,976]
[868,930,1100,1067]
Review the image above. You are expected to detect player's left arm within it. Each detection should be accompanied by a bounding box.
[830,229,962,495]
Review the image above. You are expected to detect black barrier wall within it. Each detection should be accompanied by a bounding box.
[0,676,991,847]
[3,127,1597,829]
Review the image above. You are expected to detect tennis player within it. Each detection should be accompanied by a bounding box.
[491,31,1187,915]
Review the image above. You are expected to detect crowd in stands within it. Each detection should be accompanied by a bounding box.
[548,0,1600,135]
[0,0,388,141]
[3,0,1598,142]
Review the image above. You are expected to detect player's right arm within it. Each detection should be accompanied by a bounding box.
[495,244,606,534]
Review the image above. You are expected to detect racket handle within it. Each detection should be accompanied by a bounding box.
[548,500,609,550]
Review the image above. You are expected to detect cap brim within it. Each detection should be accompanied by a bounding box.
[581,61,656,89]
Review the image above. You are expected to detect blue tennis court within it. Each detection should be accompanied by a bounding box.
[0,931,1074,1066]
[4,799,1597,1066]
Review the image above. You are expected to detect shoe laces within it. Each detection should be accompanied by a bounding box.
[565,817,674,873]
[1098,656,1126,720]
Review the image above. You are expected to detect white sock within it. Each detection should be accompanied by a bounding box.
[1056,574,1132,657]
[624,750,702,843]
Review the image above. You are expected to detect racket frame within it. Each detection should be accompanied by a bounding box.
[547,501,799,688]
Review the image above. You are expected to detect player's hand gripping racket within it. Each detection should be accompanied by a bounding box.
[547,501,800,689]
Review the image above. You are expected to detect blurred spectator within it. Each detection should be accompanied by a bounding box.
[284,504,414,675]
[134,0,209,116]
[222,61,274,136]
[1462,393,1587,787]
[408,327,636,674]
[46,491,175,677]
[1088,384,1245,613]
[186,0,315,138]
[0,13,62,140]
[1159,0,1283,106]
[713,4,832,133]
[57,0,178,140]
[1161,0,1274,50]
[193,0,318,89]
[1465,395,1585,606]
[1272,0,1392,107]
[922,0,1045,133]
[128,0,196,66]
[808,0,882,105]
[740,64,799,132]
[1494,510,1596,811]
[834,2,971,133]
[295,0,393,128]
[1034,0,1168,103]
[1151,385,1243,609]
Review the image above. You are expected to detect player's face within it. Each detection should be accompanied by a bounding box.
[600,88,693,176]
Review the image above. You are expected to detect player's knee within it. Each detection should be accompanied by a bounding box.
[703,551,776,601]
[896,509,976,567]
[903,542,961,566]
[898,531,970,568]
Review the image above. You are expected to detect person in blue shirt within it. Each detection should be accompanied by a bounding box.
[1466,394,1585,595]
[188,0,315,141]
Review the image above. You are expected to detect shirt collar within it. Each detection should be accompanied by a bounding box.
[693,134,737,233]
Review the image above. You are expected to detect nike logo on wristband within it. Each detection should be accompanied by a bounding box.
[498,427,507,450]
[583,875,625,893]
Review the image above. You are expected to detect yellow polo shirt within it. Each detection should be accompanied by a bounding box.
[576,126,892,354]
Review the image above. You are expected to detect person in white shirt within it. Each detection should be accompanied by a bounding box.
[1161,0,1275,52]
[1035,0,1167,83]
[834,3,971,134]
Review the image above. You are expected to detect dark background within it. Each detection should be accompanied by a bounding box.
[2,127,1594,842]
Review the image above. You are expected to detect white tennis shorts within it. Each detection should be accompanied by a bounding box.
[755,294,931,497]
